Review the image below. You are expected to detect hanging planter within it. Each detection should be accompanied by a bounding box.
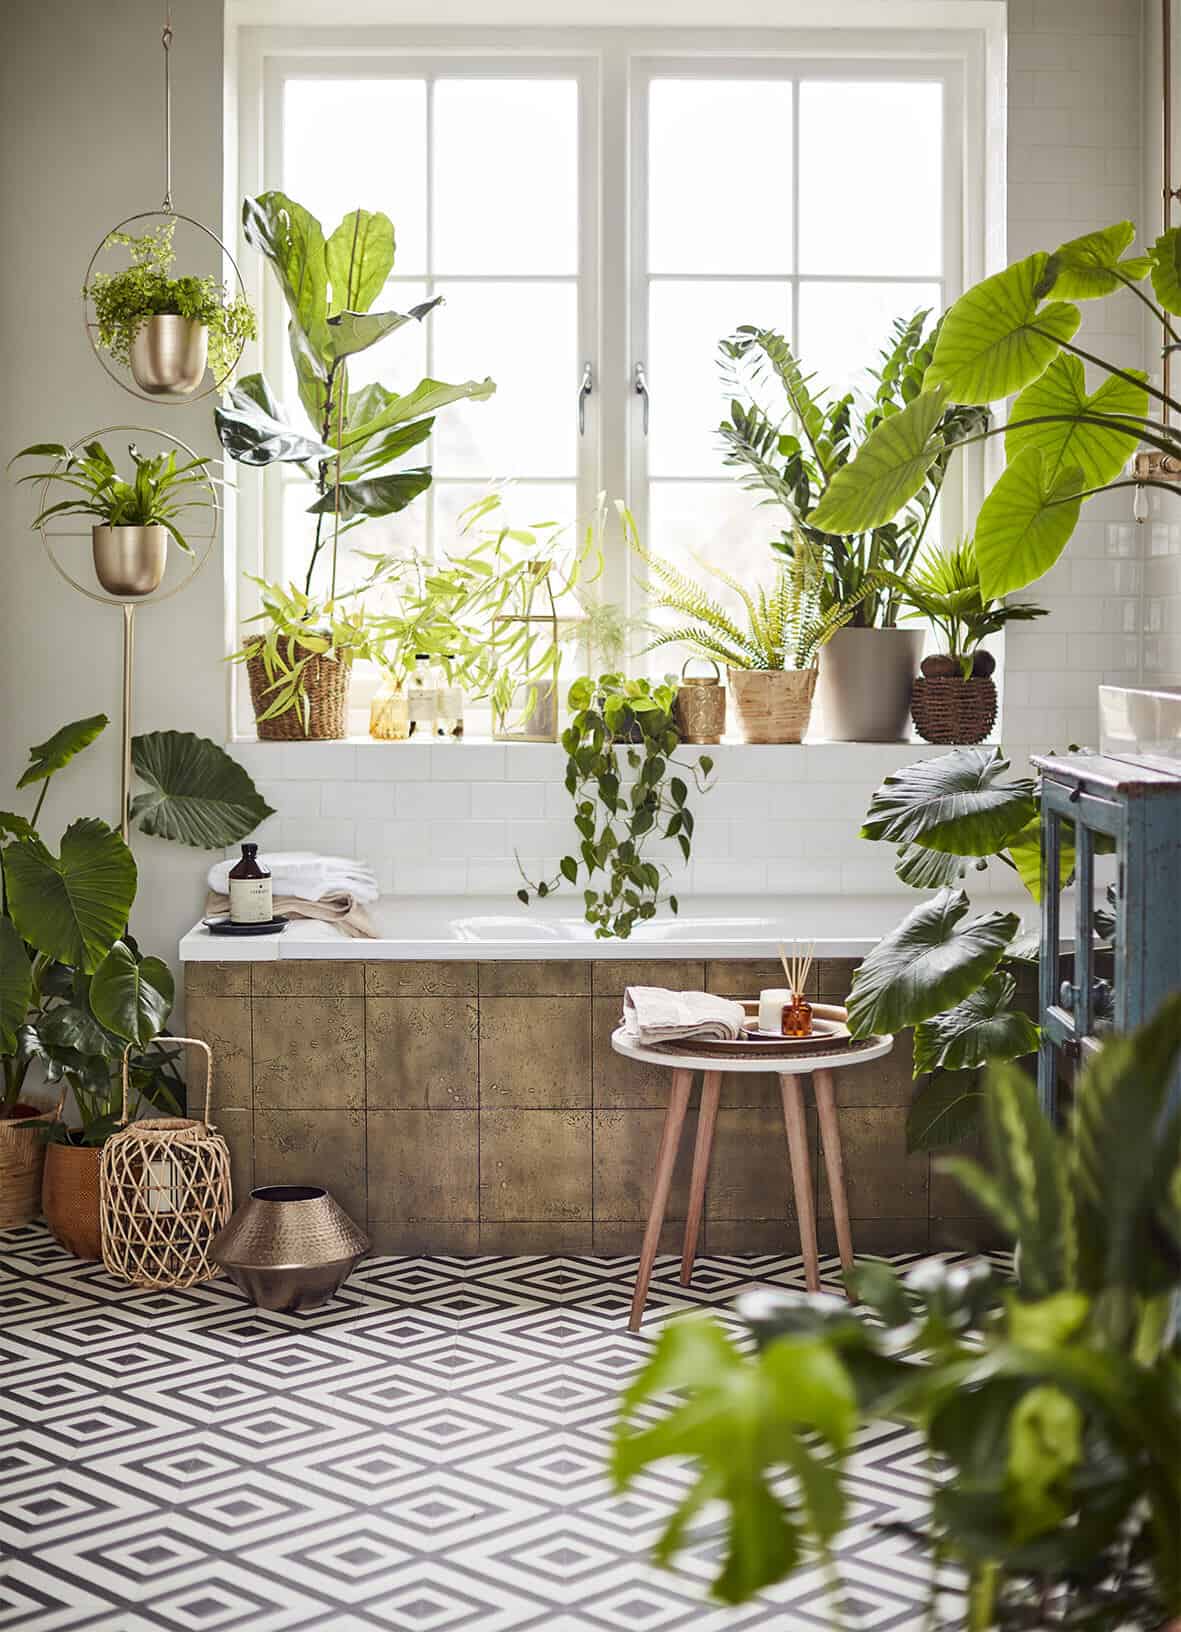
[129,313,210,396]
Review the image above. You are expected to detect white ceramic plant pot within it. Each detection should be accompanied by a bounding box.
[816,627,925,742]
[129,314,209,395]
[91,524,167,598]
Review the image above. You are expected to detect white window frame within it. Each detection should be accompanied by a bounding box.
[228,12,1004,737]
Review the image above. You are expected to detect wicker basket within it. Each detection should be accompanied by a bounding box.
[43,1142,103,1260]
[727,666,816,744]
[0,1105,48,1230]
[245,639,352,741]
[911,675,997,744]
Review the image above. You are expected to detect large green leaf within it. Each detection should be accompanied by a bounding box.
[1149,226,1181,316]
[4,819,136,973]
[1044,221,1152,301]
[981,1061,1072,1298]
[1007,354,1147,489]
[38,997,112,1060]
[339,376,496,453]
[325,297,442,362]
[325,209,395,317]
[847,889,1019,1038]
[130,732,275,849]
[927,253,1081,404]
[808,386,948,533]
[242,191,330,356]
[914,973,1039,1074]
[215,376,334,469]
[1007,819,1075,903]
[306,470,432,518]
[0,915,32,1056]
[906,1070,985,1152]
[861,748,1037,857]
[895,843,969,891]
[340,415,434,479]
[89,941,174,1047]
[16,715,108,789]
[974,448,1085,602]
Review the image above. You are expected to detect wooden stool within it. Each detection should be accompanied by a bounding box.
[609,1026,894,1331]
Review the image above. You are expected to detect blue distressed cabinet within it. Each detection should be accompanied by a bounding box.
[1033,750,1181,1117]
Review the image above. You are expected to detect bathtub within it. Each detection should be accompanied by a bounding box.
[179,892,1037,961]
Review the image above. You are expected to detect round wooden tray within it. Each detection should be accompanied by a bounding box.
[651,1002,864,1062]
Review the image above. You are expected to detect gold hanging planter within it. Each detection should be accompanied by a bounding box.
[129,313,210,396]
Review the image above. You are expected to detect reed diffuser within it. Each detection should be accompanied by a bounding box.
[778,942,814,1038]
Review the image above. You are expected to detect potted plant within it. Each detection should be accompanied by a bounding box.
[614,995,1181,1630]
[516,674,715,939]
[84,219,256,395]
[10,439,212,597]
[897,537,1048,743]
[632,524,868,744]
[719,316,990,741]
[215,191,495,738]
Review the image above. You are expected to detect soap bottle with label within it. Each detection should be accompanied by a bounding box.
[435,654,464,740]
[406,652,437,738]
[228,843,273,925]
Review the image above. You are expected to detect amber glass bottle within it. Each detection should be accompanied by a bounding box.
[228,843,273,924]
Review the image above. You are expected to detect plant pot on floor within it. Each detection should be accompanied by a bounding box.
[245,640,352,741]
[212,1185,370,1312]
[911,675,998,744]
[815,627,925,742]
[0,1105,49,1229]
[727,666,816,744]
[92,524,167,598]
[129,314,209,396]
[42,1142,102,1260]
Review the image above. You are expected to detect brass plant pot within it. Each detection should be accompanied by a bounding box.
[129,314,209,395]
[211,1184,370,1312]
[92,524,167,597]
[42,1142,103,1260]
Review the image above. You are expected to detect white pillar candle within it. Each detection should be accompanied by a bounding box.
[145,1157,177,1214]
[758,988,793,1034]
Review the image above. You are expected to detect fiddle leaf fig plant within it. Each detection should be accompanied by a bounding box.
[516,675,715,939]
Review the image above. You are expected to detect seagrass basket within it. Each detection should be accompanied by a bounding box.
[245,639,351,741]
[0,1106,47,1230]
[100,1039,232,1290]
[728,666,816,744]
[911,675,997,745]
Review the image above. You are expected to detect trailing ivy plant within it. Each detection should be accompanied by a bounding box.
[516,675,715,939]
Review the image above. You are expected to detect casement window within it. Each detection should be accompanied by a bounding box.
[233,22,994,728]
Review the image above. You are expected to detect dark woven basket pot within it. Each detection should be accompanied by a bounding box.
[245,640,351,741]
[911,675,997,744]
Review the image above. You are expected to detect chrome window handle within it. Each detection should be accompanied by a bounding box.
[578,361,593,436]
[634,361,650,435]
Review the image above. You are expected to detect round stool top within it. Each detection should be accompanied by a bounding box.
[610,1025,893,1075]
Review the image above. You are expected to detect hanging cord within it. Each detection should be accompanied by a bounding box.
[161,8,174,212]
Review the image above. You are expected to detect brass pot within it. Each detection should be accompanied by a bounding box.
[676,659,726,744]
[92,524,167,597]
[212,1184,370,1312]
[129,314,209,395]
[42,1142,102,1260]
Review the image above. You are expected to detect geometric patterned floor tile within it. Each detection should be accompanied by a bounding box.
[0,1223,980,1630]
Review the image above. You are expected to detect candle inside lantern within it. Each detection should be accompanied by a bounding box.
[758,988,792,1033]
[145,1157,178,1214]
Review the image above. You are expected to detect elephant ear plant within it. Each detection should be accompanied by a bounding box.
[614,995,1181,1632]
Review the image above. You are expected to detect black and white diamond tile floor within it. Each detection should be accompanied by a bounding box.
[0,1225,969,1631]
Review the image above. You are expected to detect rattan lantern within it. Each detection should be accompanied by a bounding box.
[101,1039,232,1290]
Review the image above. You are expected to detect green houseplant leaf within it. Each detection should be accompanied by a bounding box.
[861,747,1037,857]
[325,298,442,361]
[1007,354,1147,490]
[914,973,1039,1074]
[847,889,1019,1038]
[894,843,969,890]
[906,1069,986,1152]
[927,253,1081,404]
[215,376,335,469]
[0,915,33,1057]
[1007,819,1076,903]
[89,940,174,1047]
[808,386,948,534]
[306,470,433,518]
[1149,227,1181,316]
[325,208,395,317]
[1044,221,1152,301]
[129,732,275,848]
[3,818,136,974]
[974,448,1085,602]
[16,715,108,789]
[242,191,330,353]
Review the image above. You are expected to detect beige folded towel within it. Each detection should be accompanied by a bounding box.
[622,986,746,1045]
[205,890,377,940]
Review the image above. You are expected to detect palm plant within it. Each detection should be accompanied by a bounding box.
[10,440,212,554]
[901,536,1048,676]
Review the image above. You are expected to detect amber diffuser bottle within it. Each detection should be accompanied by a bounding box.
[228,843,273,925]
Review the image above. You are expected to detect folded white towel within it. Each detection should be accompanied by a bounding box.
[207,851,380,905]
[622,987,747,1045]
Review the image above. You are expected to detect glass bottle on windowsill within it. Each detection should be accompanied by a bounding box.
[370,668,410,741]
[435,654,464,740]
[406,652,438,738]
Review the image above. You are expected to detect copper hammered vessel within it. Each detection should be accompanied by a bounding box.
[211,1185,370,1312]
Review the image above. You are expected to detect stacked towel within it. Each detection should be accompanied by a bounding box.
[204,889,377,940]
[622,987,746,1045]
[207,852,379,904]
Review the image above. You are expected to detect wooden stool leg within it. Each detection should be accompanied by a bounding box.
[779,1075,821,1293]
[814,1068,855,1287]
[680,1070,721,1285]
[629,1069,693,1333]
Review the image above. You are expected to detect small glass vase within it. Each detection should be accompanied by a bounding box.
[370,678,410,741]
[782,997,813,1038]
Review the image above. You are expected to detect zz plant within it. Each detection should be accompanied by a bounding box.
[516,675,715,939]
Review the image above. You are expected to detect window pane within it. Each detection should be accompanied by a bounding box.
[433,481,578,559]
[798,81,942,276]
[648,280,787,478]
[432,281,577,479]
[281,479,427,596]
[284,80,427,273]
[433,80,578,275]
[649,80,793,273]
[797,280,941,402]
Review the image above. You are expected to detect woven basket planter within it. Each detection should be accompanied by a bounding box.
[43,1142,103,1260]
[911,675,997,744]
[245,639,352,741]
[727,666,816,744]
[0,1105,48,1229]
